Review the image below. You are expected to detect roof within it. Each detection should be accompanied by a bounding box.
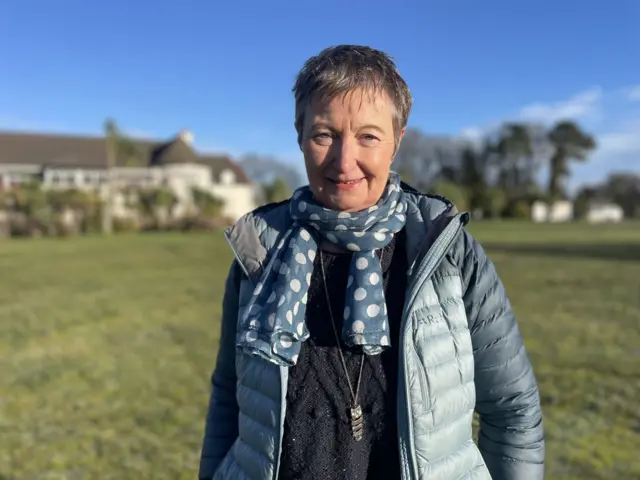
[0,130,251,184]
[150,139,200,166]
[200,154,251,184]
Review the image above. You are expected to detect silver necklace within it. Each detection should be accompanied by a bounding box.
[319,248,385,442]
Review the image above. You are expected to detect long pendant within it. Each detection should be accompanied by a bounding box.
[349,405,364,441]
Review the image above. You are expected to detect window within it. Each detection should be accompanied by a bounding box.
[219,169,235,185]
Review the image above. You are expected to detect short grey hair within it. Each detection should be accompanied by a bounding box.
[292,45,412,146]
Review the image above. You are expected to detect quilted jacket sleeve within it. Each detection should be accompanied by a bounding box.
[457,229,545,480]
[198,262,241,480]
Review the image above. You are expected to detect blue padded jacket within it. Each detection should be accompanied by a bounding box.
[198,186,545,480]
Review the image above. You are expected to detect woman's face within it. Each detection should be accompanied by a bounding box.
[301,88,403,212]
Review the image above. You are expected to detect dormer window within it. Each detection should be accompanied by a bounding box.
[220,169,235,185]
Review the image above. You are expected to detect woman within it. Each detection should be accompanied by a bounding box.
[199,45,545,480]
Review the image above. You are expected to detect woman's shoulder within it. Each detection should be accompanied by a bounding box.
[225,199,294,256]
[400,181,459,220]
[234,199,293,232]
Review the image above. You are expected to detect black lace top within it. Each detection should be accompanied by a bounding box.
[278,229,407,480]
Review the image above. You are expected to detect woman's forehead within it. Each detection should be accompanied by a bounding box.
[306,89,395,123]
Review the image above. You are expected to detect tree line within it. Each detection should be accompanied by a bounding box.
[393,120,601,219]
[574,173,640,219]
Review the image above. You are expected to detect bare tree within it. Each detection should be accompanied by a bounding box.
[393,128,463,191]
[239,153,303,190]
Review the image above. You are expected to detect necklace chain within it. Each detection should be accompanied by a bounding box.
[320,249,384,426]
[319,252,364,404]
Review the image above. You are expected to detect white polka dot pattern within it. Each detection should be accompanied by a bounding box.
[236,172,407,366]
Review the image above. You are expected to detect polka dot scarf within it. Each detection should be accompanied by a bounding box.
[236,173,407,367]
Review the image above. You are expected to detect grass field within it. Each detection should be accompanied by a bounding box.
[1,222,639,479]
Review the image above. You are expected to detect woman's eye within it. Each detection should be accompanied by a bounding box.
[360,134,380,143]
[313,133,333,145]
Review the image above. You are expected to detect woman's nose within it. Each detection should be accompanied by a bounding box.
[331,136,357,173]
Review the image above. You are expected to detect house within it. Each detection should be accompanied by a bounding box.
[0,129,256,222]
[531,200,574,223]
[586,202,624,224]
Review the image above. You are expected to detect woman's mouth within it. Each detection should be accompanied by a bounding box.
[329,178,364,190]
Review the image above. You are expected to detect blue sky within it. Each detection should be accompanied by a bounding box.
[1,0,639,187]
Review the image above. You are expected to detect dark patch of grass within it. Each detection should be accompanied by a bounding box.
[1,224,639,479]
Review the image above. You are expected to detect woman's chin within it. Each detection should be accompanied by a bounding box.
[323,193,370,212]
[314,183,375,211]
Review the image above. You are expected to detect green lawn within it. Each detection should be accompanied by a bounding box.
[1,223,639,479]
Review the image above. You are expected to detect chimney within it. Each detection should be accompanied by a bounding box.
[178,129,194,145]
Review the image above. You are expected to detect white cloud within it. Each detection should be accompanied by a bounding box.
[518,87,603,123]
[626,85,640,102]
[459,126,486,142]
[596,121,640,158]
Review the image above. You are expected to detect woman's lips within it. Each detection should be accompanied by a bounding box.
[328,178,364,190]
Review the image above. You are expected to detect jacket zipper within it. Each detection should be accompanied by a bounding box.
[397,213,468,480]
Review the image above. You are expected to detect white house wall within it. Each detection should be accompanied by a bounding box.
[531,200,574,223]
[531,202,548,223]
[210,183,256,221]
[586,204,624,223]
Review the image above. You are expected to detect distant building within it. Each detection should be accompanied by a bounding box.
[586,202,624,224]
[0,129,256,221]
[531,200,574,223]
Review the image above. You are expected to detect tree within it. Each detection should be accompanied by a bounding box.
[579,173,640,219]
[9,181,48,217]
[547,121,596,199]
[102,118,147,234]
[102,119,117,234]
[604,173,640,218]
[495,123,534,194]
[239,154,303,191]
[573,186,598,220]
[263,177,292,204]
[459,143,492,212]
[136,187,178,229]
[47,188,102,235]
[473,186,508,219]
[191,188,224,218]
[394,128,466,191]
[430,180,469,212]
[5,181,52,236]
[118,136,145,167]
